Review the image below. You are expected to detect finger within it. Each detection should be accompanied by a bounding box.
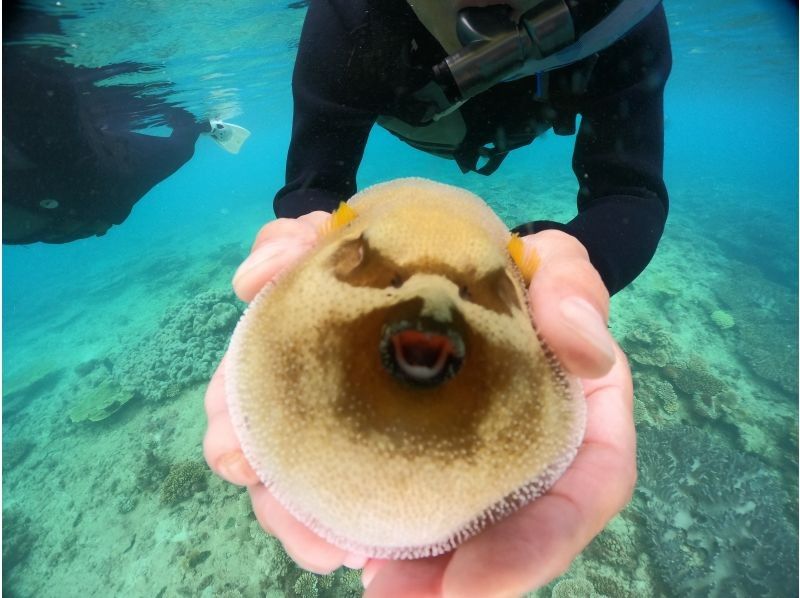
[204,358,228,418]
[364,555,451,598]
[249,484,350,574]
[361,559,389,589]
[238,211,333,302]
[297,210,333,230]
[232,237,316,302]
[582,345,634,413]
[524,230,614,379]
[441,350,635,597]
[250,215,320,252]
[203,363,260,487]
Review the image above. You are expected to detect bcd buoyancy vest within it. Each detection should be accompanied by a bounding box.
[376,60,595,175]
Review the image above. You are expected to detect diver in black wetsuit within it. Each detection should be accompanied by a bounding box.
[2,7,248,245]
[274,0,672,295]
[206,4,670,589]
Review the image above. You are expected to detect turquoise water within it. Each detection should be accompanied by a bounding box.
[3,1,797,597]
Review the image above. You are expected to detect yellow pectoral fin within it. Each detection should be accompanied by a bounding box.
[319,202,358,237]
[507,233,540,285]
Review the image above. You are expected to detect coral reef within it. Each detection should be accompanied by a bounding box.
[632,398,651,426]
[117,495,138,514]
[741,338,798,395]
[551,577,595,598]
[114,290,243,402]
[159,461,210,505]
[293,572,319,598]
[249,520,294,581]
[336,568,365,598]
[68,380,136,423]
[713,268,798,394]
[585,515,639,571]
[136,442,171,492]
[634,373,681,418]
[587,573,639,598]
[664,357,726,398]
[635,424,797,597]
[709,309,735,330]
[621,326,683,369]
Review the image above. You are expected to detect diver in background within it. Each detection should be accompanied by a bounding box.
[205,1,670,595]
[275,0,671,296]
[2,6,250,245]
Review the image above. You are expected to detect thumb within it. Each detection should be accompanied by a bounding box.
[523,230,615,379]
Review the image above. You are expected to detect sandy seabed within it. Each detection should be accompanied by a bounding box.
[3,176,797,598]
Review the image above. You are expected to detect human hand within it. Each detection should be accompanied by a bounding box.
[204,225,635,596]
[229,212,330,302]
[205,211,370,572]
[359,230,635,597]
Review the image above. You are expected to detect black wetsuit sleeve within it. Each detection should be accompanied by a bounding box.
[273,0,378,218]
[513,6,671,295]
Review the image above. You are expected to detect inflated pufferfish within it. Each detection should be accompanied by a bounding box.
[226,178,585,559]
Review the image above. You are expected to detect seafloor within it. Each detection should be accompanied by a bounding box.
[3,164,797,597]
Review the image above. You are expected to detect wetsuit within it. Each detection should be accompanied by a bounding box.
[3,8,209,244]
[274,0,672,294]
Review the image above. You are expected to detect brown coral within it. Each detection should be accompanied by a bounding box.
[159,460,209,505]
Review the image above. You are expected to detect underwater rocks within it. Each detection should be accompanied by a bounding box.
[2,438,36,473]
[635,424,797,597]
[114,289,243,402]
[2,509,37,577]
[3,367,64,419]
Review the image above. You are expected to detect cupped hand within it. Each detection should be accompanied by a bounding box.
[204,223,636,596]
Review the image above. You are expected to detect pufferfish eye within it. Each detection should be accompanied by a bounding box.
[331,235,408,290]
[456,269,520,316]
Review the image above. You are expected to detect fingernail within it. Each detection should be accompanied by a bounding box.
[232,244,280,286]
[559,297,616,366]
[343,553,369,570]
[217,450,257,485]
[361,563,379,589]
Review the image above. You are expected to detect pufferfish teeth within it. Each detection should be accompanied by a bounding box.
[380,321,465,387]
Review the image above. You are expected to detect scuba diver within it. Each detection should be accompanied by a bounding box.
[2,7,250,245]
[205,1,671,596]
[275,0,671,296]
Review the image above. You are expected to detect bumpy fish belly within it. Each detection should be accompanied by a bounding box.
[226,178,585,559]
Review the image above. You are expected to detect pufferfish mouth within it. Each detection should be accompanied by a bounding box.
[379,319,466,387]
